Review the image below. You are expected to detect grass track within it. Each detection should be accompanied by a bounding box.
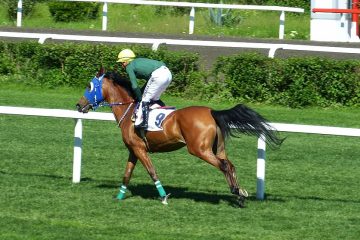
[1,85,360,239]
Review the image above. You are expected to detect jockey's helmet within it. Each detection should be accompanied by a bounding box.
[117,49,136,63]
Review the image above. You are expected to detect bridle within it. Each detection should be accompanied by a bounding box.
[82,74,135,126]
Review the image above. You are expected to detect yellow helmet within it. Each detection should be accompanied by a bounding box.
[117,49,136,63]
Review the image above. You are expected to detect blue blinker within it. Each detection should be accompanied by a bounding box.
[83,75,105,109]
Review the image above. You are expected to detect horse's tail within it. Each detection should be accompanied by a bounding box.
[211,104,284,148]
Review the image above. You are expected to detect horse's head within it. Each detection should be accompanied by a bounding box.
[76,71,135,113]
[76,75,105,113]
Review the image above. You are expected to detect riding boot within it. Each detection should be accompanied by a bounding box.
[136,101,150,129]
[154,99,166,107]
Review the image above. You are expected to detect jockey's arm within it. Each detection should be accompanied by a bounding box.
[126,65,142,101]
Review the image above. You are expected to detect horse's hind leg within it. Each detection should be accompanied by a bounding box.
[188,147,247,207]
[218,157,248,207]
[214,129,248,200]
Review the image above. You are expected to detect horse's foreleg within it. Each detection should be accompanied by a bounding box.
[134,149,170,204]
[116,152,138,200]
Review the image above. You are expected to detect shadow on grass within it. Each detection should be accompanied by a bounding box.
[98,182,239,206]
[0,170,67,180]
[258,193,360,204]
[2,171,360,205]
[71,178,360,205]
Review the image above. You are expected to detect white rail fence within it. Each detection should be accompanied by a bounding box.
[1,106,359,200]
[1,31,360,59]
[14,0,304,39]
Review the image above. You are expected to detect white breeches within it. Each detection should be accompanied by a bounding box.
[142,66,172,102]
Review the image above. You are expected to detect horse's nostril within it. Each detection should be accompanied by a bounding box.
[76,104,82,112]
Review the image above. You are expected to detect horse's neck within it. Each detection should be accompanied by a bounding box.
[107,86,133,106]
[107,83,135,125]
[106,82,135,125]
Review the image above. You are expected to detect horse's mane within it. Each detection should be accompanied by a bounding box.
[103,71,135,99]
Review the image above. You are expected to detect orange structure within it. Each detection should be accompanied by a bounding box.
[313,0,359,37]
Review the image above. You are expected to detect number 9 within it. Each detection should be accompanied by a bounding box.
[155,113,166,127]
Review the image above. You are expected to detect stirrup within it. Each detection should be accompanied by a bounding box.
[135,122,148,129]
[131,114,135,122]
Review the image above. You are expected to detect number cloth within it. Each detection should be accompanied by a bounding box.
[145,108,175,131]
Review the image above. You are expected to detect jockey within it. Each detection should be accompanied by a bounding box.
[117,49,172,129]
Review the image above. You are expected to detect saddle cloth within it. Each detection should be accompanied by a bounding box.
[146,107,175,131]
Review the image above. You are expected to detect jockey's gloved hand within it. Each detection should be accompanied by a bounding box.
[133,87,142,102]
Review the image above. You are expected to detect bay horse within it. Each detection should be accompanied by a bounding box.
[76,70,283,207]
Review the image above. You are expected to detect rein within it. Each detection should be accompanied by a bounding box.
[99,100,134,108]
[115,102,134,127]
[103,101,134,127]
[91,99,134,127]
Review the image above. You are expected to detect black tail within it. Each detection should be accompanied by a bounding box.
[211,104,284,148]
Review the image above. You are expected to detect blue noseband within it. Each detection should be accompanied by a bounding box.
[83,74,105,109]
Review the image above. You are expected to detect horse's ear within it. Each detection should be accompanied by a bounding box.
[96,66,105,77]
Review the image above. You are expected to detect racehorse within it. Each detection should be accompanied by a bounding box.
[76,70,283,207]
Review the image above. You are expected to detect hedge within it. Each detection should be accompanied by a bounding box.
[214,53,360,107]
[4,0,37,20]
[48,2,100,22]
[0,41,199,93]
[0,41,358,108]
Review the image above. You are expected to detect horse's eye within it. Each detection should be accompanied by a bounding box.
[87,82,94,92]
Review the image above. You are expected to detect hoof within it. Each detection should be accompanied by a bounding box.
[237,195,246,208]
[113,195,124,201]
[161,193,171,205]
[239,188,248,198]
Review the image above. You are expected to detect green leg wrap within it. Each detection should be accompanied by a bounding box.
[155,180,166,198]
[116,185,127,200]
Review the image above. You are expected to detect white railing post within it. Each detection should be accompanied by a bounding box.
[152,41,165,51]
[279,10,285,39]
[256,135,266,200]
[17,0,22,27]
[189,7,195,34]
[268,47,281,58]
[73,118,83,183]
[102,2,108,31]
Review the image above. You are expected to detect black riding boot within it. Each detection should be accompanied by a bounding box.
[153,99,165,107]
[137,101,150,129]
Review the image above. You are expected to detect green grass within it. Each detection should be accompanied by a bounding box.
[0,3,310,40]
[1,85,360,239]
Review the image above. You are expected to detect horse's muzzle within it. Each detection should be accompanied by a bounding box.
[76,97,92,113]
[76,103,92,113]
